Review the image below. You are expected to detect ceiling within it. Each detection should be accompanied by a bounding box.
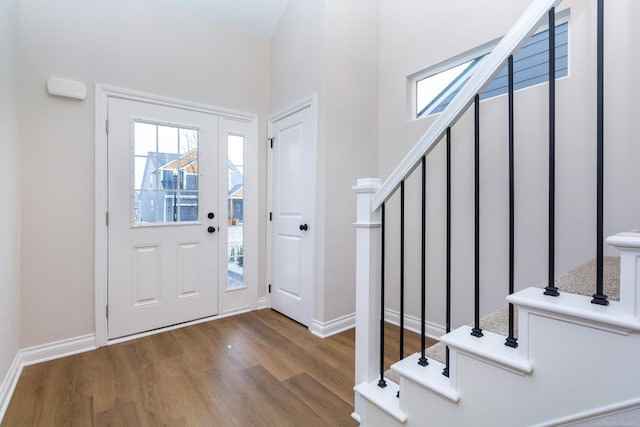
[158,0,289,40]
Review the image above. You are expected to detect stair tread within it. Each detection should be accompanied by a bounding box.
[385,256,620,380]
[354,380,407,423]
[390,353,460,402]
[440,326,532,374]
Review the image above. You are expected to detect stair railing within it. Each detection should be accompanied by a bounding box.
[353,0,617,390]
[371,0,565,209]
[354,0,576,388]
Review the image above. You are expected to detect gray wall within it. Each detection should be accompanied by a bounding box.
[0,0,21,389]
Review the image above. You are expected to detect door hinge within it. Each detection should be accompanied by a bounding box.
[268,284,271,293]
[269,212,272,221]
[105,119,109,134]
[105,304,109,319]
[106,212,109,226]
[268,137,274,148]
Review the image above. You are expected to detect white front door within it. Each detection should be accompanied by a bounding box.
[270,106,314,326]
[107,98,219,339]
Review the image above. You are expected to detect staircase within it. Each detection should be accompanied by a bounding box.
[385,256,621,383]
[352,0,640,425]
[355,197,640,426]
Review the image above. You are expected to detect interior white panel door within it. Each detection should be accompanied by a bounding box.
[271,106,314,326]
[107,97,219,339]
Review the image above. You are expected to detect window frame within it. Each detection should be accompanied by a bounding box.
[410,8,570,121]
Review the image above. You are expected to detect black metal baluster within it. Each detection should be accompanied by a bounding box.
[418,156,429,366]
[544,7,560,297]
[443,127,452,376]
[471,95,484,338]
[592,0,609,306]
[379,203,387,388]
[400,181,406,359]
[506,55,518,348]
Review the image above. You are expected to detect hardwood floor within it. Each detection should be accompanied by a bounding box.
[2,310,433,426]
[2,310,353,426]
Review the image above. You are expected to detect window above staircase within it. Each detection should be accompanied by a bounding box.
[412,10,569,119]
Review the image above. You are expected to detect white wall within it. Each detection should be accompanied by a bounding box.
[323,0,379,322]
[270,0,326,116]
[378,0,640,331]
[270,0,379,327]
[19,0,270,347]
[0,0,22,388]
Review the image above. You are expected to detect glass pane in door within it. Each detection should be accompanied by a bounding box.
[133,121,199,224]
[227,134,244,288]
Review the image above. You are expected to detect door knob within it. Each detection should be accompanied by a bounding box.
[207,226,216,233]
[208,212,215,219]
[299,224,308,231]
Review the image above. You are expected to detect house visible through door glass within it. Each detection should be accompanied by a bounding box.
[133,121,199,224]
[227,134,244,288]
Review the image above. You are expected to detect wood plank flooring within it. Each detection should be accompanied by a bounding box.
[2,309,431,426]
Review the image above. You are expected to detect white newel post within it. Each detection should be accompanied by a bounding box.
[606,231,640,321]
[353,178,382,386]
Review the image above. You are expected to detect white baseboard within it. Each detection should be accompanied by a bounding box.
[384,308,445,340]
[310,313,356,338]
[308,310,443,340]
[0,351,22,423]
[0,334,96,423]
[256,296,269,310]
[20,334,96,367]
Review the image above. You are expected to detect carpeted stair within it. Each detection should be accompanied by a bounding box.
[385,256,620,383]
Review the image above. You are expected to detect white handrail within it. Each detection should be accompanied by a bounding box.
[372,0,564,211]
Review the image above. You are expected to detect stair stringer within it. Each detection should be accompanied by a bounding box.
[355,289,640,427]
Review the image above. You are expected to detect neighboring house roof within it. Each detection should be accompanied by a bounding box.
[142,150,244,196]
[158,148,198,174]
[229,184,243,198]
[228,160,243,195]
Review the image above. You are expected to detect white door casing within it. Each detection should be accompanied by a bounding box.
[270,103,315,326]
[107,97,219,339]
[96,85,258,346]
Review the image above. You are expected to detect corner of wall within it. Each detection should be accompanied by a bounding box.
[0,0,22,422]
